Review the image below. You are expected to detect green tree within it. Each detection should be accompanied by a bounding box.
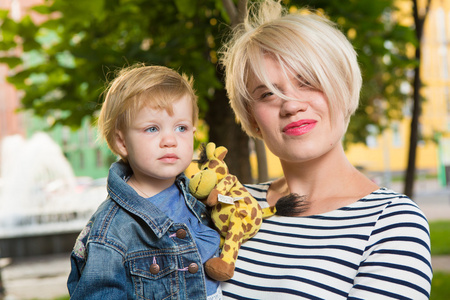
[0,0,416,182]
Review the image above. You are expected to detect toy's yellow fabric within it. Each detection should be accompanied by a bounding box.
[189,142,276,281]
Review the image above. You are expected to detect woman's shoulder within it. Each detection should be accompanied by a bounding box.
[363,187,425,213]
[360,187,429,228]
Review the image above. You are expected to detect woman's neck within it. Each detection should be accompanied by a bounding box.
[269,144,378,215]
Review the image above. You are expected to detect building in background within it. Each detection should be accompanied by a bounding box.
[344,0,450,186]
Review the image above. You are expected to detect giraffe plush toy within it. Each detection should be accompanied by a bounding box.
[189,142,277,281]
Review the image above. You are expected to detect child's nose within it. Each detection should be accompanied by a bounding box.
[160,132,177,147]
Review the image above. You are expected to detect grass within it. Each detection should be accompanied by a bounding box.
[429,220,450,299]
[430,220,450,255]
[431,272,450,300]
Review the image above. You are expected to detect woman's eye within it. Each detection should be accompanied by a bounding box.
[259,91,274,100]
[175,125,188,132]
[145,126,158,133]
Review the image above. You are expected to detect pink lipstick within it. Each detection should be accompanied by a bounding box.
[283,119,317,136]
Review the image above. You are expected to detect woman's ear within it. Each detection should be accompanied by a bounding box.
[249,117,262,137]
[115,130,128,158]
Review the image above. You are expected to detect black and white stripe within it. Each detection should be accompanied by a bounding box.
[221,184,432,299]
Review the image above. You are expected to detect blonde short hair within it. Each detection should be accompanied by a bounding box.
[220,0,362,138]
[97,64,198,158]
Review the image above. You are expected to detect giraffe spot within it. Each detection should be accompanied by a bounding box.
[217,167,226,175]
[219,214,229,223]
[224,244,231,252]
[233,232,243,242]
[239,209,248,217]
[228,221,235,230]
[244,197,253,205]
[250,207,257,219]
[209,160,219,169]
[221,225,229,232]
[234,190,242,196]
[216,203,223,212]
[245,223,254,232]
[255,217,262,226]
[233,250,238,260]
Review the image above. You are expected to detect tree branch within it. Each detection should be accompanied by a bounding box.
[222,0,237,25]
[222,0,247,27]
[236,0,248,25]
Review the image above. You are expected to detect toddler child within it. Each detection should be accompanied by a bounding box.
[67,64,221,300]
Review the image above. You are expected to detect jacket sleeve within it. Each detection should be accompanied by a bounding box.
[67,241,128,299]
[347,202,432,300]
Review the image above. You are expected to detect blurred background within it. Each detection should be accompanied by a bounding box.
[0,0,450,299]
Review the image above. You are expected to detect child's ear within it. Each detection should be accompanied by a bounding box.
[115,130,128,158]
[193,127,196,134]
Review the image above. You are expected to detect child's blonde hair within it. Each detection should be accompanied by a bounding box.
[97,64,198,159]
[220,0,362,138]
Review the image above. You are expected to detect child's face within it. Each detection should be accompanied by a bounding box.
[116,95,196,188]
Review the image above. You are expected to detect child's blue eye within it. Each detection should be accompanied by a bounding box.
[145,126,158,133]
[175,126,187,132]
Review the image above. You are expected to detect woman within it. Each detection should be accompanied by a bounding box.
[219,0,432,299]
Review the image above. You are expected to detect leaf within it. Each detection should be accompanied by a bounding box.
[0,57,22,68]
[175,0,197,18]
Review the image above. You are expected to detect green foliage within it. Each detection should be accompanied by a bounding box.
[290,0,416,144]
[430,220,450,255]
[0,0,224,128]
[431,272,450,300]
[0,0,417,145]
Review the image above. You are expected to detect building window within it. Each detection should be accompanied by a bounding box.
[366,124,379,148]
[392,122,402,148]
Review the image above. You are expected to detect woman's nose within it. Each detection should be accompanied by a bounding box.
[280,98,308,117]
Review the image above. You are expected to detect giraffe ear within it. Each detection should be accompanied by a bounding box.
[215,146,228,161]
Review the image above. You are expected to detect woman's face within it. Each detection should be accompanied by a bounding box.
[247,55,346,164]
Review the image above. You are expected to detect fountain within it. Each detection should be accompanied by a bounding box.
[0,132,106,257]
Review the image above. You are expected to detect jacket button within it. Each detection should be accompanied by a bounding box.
[188,263,199,274]
[150,263,160,275]
[176,229,187,239]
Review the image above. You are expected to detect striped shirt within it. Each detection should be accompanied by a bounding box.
[221,184,432,299]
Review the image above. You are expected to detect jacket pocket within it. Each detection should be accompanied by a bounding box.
[130,254,179,299]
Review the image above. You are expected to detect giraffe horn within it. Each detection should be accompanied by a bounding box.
[206,142,216,159]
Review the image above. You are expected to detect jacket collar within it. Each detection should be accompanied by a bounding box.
[106,160,191,238]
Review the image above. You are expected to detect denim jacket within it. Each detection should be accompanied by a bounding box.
[67,161,217,299]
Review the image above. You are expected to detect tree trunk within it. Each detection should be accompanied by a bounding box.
[404,60,421,198]
[204,0,255,184]
[404,0,430,198]
[255,139,269,182]
[205,71,252,184]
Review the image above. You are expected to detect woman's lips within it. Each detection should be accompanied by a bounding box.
[283,119,317,136]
